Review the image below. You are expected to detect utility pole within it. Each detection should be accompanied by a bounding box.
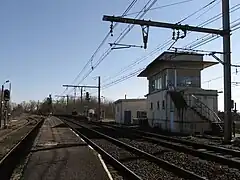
[80,87,83,113]
[102,0,232,142]
[66,95,69,113]
[80,87,83,104]
[73,87,77,107]
[98,76,101,121]
[0,85,3,128]
[222,0,232,143]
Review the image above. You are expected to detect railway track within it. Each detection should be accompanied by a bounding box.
[0,115,42,143]
[101,123,240,169]
[0,118,44,180]
[62,118,207,180]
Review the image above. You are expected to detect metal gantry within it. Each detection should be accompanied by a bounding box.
[62,76,101,120]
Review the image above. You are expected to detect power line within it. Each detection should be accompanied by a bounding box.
[101,40,172,84]
[102,68,144,90]
[59,0,139,96]
[187,17,240,49]
[202,61,240,85]
[177,0,218,24]
[70,0,138,85]
[68,1,240,96]
[194,0,221,21]
[99,3,240,91]
[184,3,240,48]
[123,0,195,16]
[101,0,222,85]
[75,0,158,86]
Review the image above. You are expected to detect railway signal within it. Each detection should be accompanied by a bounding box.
[3,89,10,101]
[85,92,90,101]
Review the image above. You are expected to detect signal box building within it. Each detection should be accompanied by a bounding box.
[114,98,147,124]
[138,51,222,135]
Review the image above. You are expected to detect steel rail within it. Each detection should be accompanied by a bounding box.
[133,128,240,156]
[0,117,44,180]
[63,118,207,180]
[101,124,240,169]
[104,123,240,157]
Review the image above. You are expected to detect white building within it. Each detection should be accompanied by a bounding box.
[138,51,222,135]
[114,99,147,124]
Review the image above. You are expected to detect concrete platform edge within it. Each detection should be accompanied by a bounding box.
[67,123,113,180]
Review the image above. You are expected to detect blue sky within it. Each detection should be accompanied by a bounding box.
[0,0,240,111]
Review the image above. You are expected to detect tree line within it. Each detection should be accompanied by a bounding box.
[10,96,115,119]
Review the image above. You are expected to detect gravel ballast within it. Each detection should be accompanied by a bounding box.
[119,138,240,180]
[174,135,240,151]
[86,125,240,180]
[79,127,182,180]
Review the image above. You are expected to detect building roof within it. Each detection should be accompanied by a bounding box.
[114,98,146,104]
[138,51,218,77]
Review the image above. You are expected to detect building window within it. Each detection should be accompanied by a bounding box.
[149,74,163,93]
[150,102,153,110]
[162,100,165,109]
[137,111,147,118]
[156,77,162,90]
[151,79,156,92]
[157,101,160,109]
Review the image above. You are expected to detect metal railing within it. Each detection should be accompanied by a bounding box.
[184,94,223,132]
[191,95,222,123]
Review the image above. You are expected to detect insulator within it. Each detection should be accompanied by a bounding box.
[110,22,113,36]
[177,30,180,39]
[172,30,175,40]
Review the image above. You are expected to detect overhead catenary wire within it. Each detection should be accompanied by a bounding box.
[177,0,218,24]
[101,0,221,85]
[194,0,221,21]
[123,0,196,17]
[62,0,157,97]
[184,3,240,48]
[101,39,173,84]
[68,0,217,96]
[58,0,139,97]
[187,16,240,49]
[70,0,138,85]
[75,0,158,86]
[99,2,240,91]
[102,21,240,91]
[101,68,145,90]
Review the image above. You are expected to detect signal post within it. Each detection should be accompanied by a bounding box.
[63,76,101,120]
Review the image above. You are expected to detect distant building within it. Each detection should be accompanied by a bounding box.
[138,51,222,135]
[114,98,147,124]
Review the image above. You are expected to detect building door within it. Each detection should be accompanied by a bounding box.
[124,111,131,124]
